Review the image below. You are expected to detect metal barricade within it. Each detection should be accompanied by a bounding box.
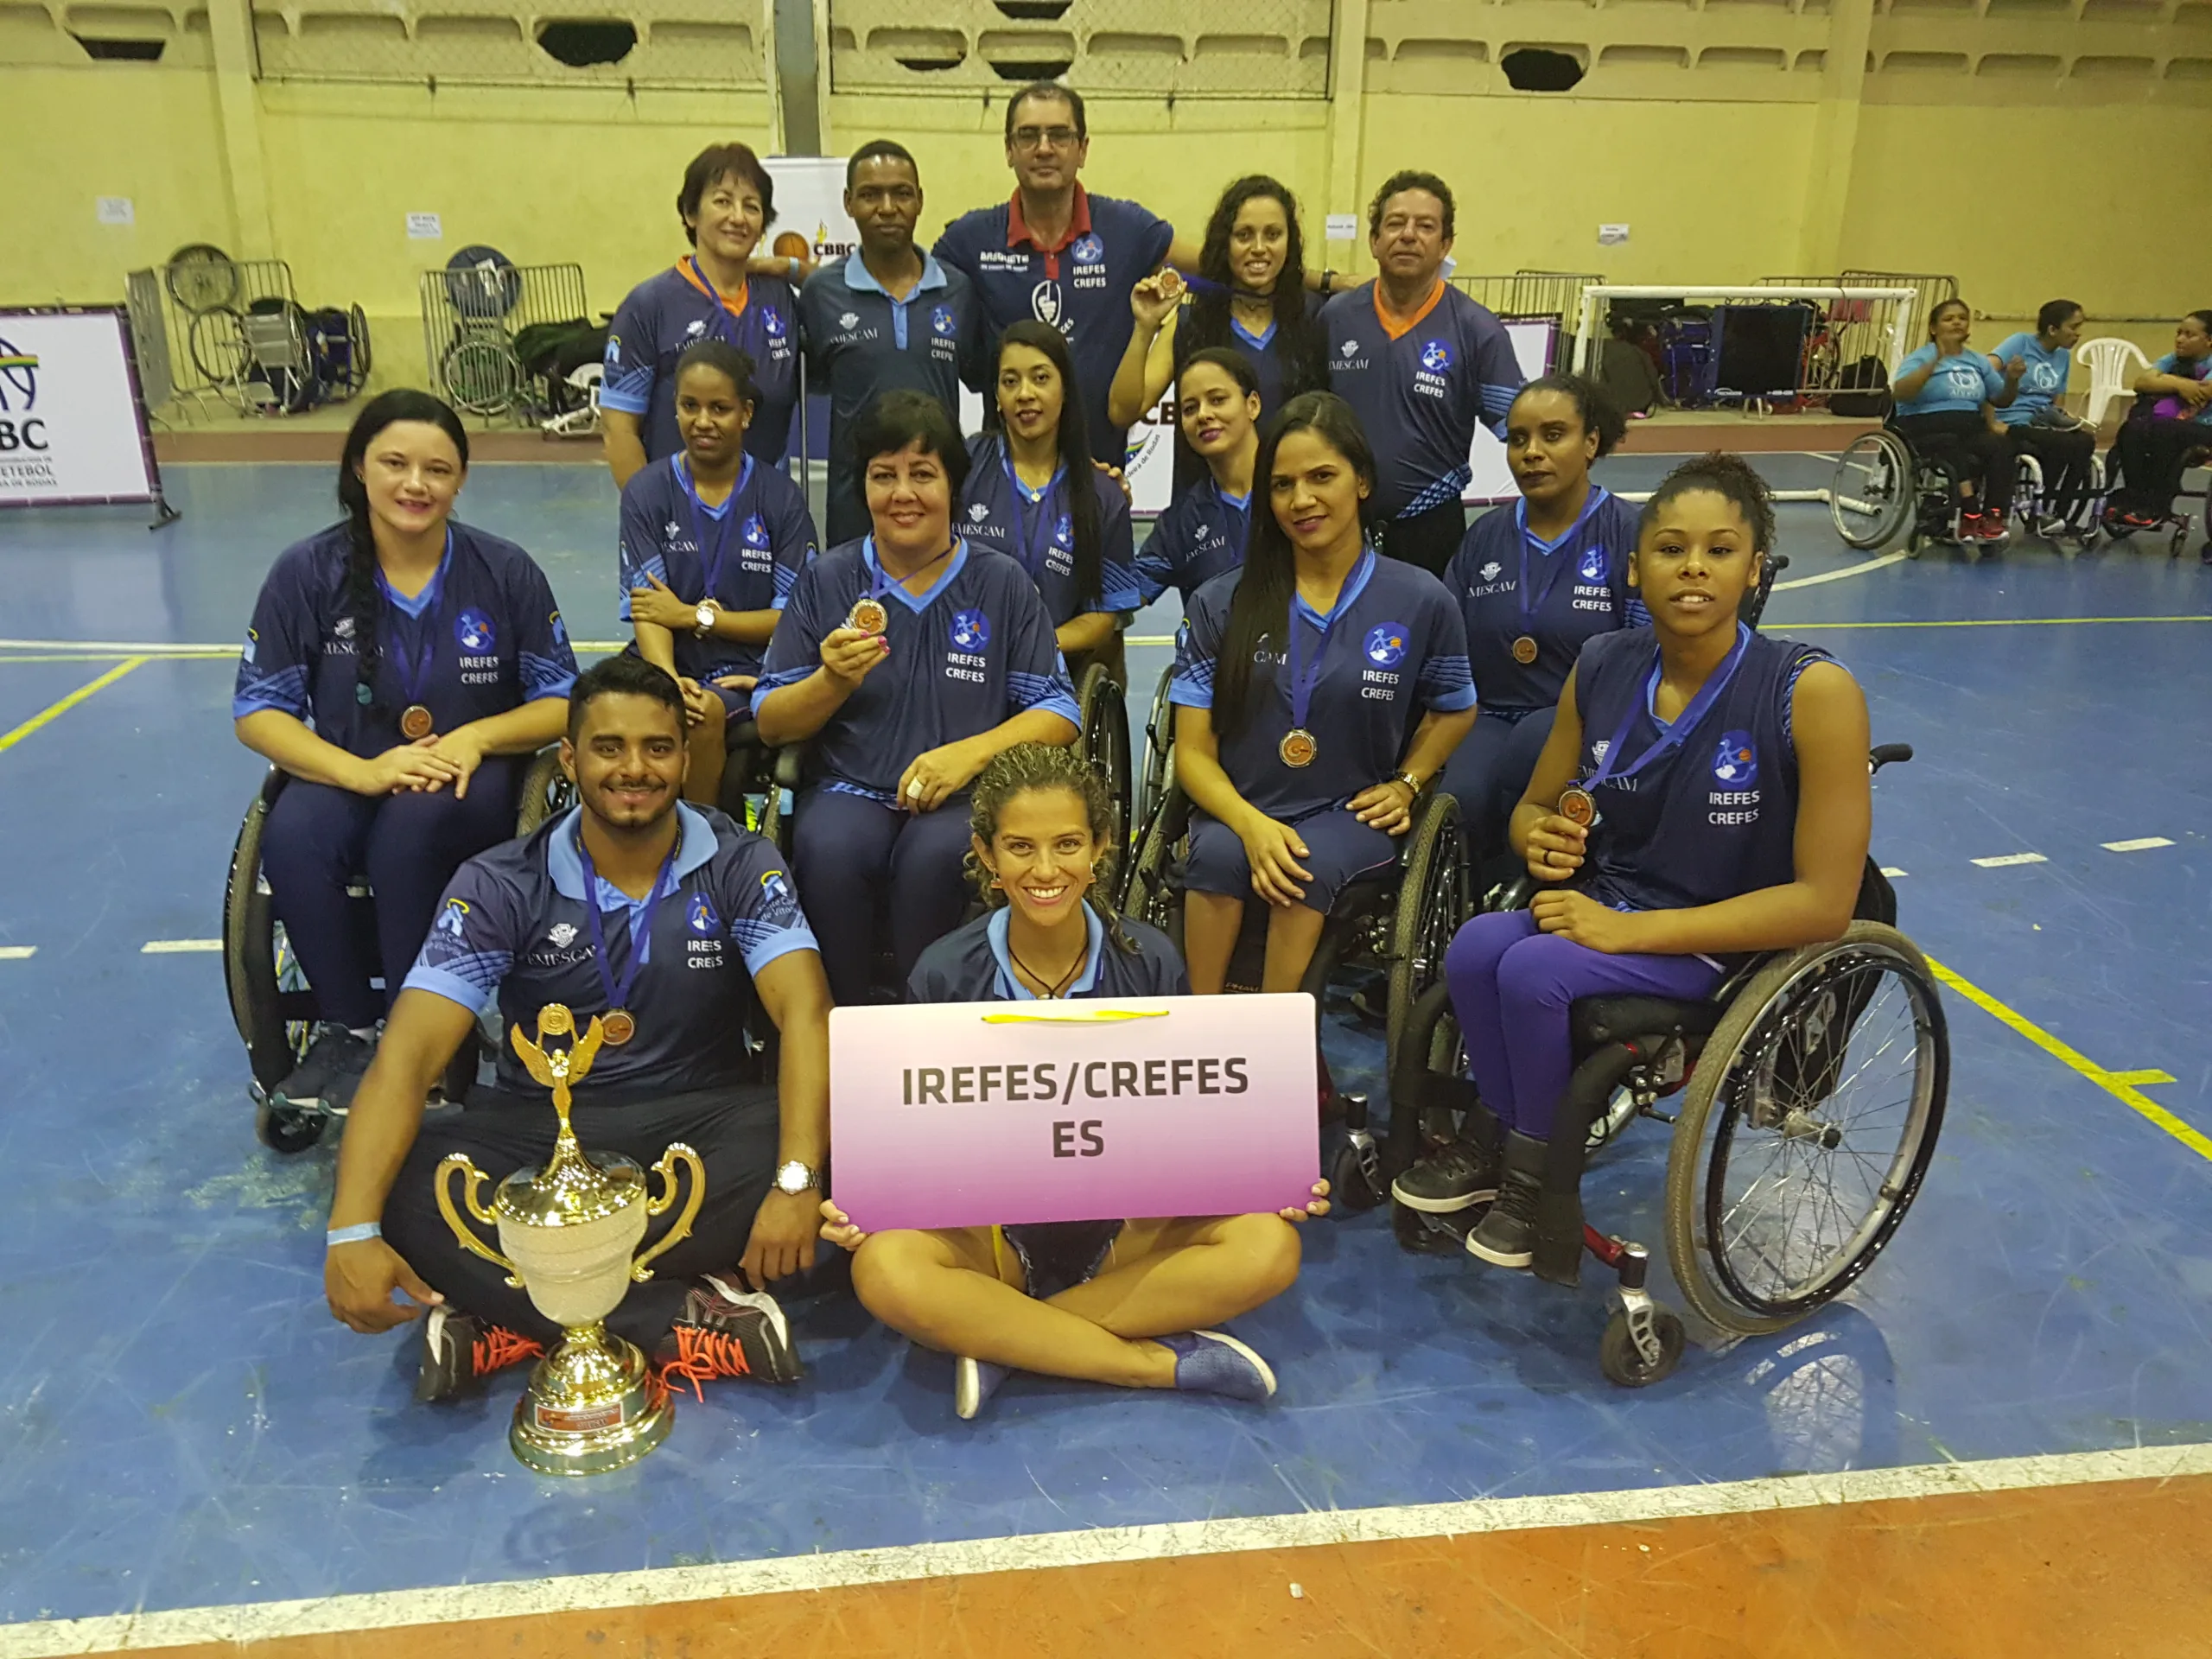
[420,259,591,423]
[123,268,176,416]
[141,254,306,413]
[1451,271,1599,329]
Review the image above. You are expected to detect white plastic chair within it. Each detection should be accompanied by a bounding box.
[2076,336,2152,427]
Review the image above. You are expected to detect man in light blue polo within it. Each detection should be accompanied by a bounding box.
[800,140,981,547]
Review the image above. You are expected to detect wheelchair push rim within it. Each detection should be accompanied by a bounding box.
[1663,922,1948,1334]
[1828,432,1914,551]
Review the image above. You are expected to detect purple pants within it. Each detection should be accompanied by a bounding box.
[1442,908,1722,1140]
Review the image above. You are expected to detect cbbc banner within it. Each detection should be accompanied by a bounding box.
[0,309,159,508]
[829,994,1319,1232]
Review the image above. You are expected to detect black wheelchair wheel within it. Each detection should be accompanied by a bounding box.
[1122,764,1187,949]
[442,334,523,416]
[1385,978,1481,1192]
[515,745,573,835]
[1075,664,1132,867]
[1329,1136,1386,1213]
[1663,922,1948,1336]
[1829,432,1914,550]
[349,302,372,391]
[164,243,239,314]
[1383,791,1465,1079]
[188,308,249,391]
[256,1095,326,1154]
[1133,663,1175,858]
[224,777,311,1098]
[1599,1305,1685,1388]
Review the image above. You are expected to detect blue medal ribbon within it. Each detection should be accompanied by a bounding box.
[1515,488,1605,639]
[680,454,751,604]
[575,828,682,1027]
[1002,452,1065,582]
[372,527,452,714]
[1284,591,1342,737]
[1582,623,1753,794]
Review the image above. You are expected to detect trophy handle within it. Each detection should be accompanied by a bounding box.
[435,1154,525,1289]
[630,1142,707,1283]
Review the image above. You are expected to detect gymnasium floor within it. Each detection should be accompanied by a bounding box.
[1,451,2208,1656]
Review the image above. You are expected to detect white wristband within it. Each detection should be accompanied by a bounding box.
[326,1222,382,1249]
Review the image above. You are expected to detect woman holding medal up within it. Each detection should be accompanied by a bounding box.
[618,340,819,807]
[753,391,1082,1007]
[1390,453,1872,1268]
[1440,375,1644,858]
[233,391,578,1113]
[1169,391,1477,996]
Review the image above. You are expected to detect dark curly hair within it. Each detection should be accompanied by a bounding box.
[1511,374,1626,460]
[1180,176,1329,404]
[963,743,1138,957]
[1638,451,1777,554]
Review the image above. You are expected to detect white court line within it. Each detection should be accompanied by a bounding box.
[2103,837,2175,853]
[0,945,35,960]
[141,939,221,954]
[1973,852,2049,868]
[2,1442,2205,1657]
[1773,550,1909,590]
[1880,866,1909,877]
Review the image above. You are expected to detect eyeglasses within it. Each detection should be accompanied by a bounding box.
[1011,125,1081,151]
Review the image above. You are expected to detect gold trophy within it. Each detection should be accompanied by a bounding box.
[435,1004,705,1476]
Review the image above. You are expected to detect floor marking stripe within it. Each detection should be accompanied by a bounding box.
[0,652,228,664]
[2,1443,2205,1656]
[1772,551,1907,590]
[1926,957,2211,1164]
[1879,866,1908,877]
[2112,1069,2179,1087]
[140,939,222,954]
[0,658,147,756]
[0,945,35,960]
[2103,836,2175,852]
[1971,852,2047,868]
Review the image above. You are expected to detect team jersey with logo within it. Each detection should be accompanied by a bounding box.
[908,905,1188,1003]
[799,253,980,541]
[1319,282,1524,519]
[1893,344,2005,417]
[1135,474,1250,611]
[1161,293,1326,496]
[232,521,577,753]
[601,262,800,466]
[2147,353,2212,424]
[958,433,1141,626]
[1569,626,1834,925]
[617,453,819,683]
[1170,546,1477,821]
[754,538,1082,804]
[1986,333,2071,427]
[1446,488,1648,715]
[405,804,817,1100]
[933,186,1174,468]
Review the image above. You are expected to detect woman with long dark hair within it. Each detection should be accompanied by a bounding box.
[1168,391,1477,995]
[1987,299,2095,542]
[961,321,1139,674]
[1891,297,2023,542]
[1135,347,1263,611]
[233,390,577,1114]
[1107,175,1332,497]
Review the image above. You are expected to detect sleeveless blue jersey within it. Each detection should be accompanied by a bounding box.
[1446,488,1645,715]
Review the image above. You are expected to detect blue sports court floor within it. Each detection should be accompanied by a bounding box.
[0,452,2206,1637]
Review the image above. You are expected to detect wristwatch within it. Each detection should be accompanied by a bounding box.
[774,1160,821,1195]
[692,598,721,638]
[1392,769,1424,795]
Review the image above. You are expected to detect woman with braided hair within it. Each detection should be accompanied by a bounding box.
[233,391,577,1116]
[817,742,1329,1421]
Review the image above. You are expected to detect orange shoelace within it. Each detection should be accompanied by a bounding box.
[471,1325,544,1378]
[656,1323,753,1399]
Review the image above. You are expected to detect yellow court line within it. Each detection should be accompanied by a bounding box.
[0,651,230,664]
[1926,956,2212,1164]
[0,657,149,755]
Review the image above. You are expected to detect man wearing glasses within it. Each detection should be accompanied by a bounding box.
[933,81,1186,469]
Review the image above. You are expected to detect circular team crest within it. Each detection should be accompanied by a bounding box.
[455,609,497,652]
[1363,623,1408,667]
[1419,340,1454,373]
[1712,732,1758,787]
[742,513,771,549]
[950,608,992,651]
[762,308,787,339]
[931,305,957,337]
[1578,544,1610,583]
[1071,232,1105,265]
[1052,513,1071,548]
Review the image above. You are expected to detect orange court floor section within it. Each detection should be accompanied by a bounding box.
[114,1470,2212,1659]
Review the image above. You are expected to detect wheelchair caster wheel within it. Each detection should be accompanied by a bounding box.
[1599,1305,1685,1388]
[1330,1135,1385,1214]
[256,1096,326,1154]
[1391,1196,1473,1255]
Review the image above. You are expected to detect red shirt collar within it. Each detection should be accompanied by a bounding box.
[1006,184,1092,255]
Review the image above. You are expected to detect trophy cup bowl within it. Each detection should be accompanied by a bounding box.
[435,1004,705,1477]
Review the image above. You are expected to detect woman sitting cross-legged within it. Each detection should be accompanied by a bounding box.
[819,743,1328,1421]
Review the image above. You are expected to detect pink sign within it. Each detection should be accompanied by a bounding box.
[829,994,1319,1233]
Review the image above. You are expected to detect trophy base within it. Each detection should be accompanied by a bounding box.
[509,1324,672,1477]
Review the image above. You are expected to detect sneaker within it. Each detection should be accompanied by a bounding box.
[1158,1330,1277,1402]
[955,1355,1010,1421]
[2105,506,2160,534]
[653,1274,802,1395]
[272,1022,373,1113]
[1465,1132,1548,1269]
[1975,512,2010,542]
[415,1306,543,1402]
[2034,513,2070,541]
[1389,1137,1500,1214]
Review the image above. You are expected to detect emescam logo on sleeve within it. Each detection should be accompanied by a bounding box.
[435,898,469,939]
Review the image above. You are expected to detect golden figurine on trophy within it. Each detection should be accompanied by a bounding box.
[435,1003,705,1476]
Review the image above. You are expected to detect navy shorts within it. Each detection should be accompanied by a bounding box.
[1002,1220,1123,1300]
[1185,805,1398,915]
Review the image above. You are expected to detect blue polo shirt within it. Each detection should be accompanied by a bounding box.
[800,252,980,544]
[958,433,1141,626]
[1894,344,2005,417]
[617,454,818,684]
[234,521,576,750]
[1320,281,1524,519]
[404,803,818,1101]
[754,537,1082,805]
[1135,474,1250,609]
[1170,547,1477,821]
[601,260,801,466]
[933,185,1174,468]
[1986,334,2071,428]
[909,904,1188,1002]
[1446,488,1647,715]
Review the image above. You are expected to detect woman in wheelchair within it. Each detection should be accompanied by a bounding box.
[2105,309,2212,537]
[232,390,578,1111]
[961,322,1141,680]
[818,744,1327,1421]
[1134,348,1262,612]
[1987,299,2095,543]
[753,391,1082,1007]
[1891,298,2024,543]
[1170,391,1478,995]
[618,340,819,807]
[1440,374,1645,860]
[1392,452,1872,1269]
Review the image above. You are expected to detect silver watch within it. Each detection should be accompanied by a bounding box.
[774,1160,820,1195]
[693,600,719,638]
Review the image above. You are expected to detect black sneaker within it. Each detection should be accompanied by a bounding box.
[1389,1138,1500,1213]
[1465,1132,1548,1268]
[272,1022,373,1114]
[654,1274,802,1394]
[415,1306,544,1402]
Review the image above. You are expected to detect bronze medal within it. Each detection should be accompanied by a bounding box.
[1557,785,1598,828]
[600,1008,636,1046]
[1510,635,1539,666]
[847,596,888,635]
[1278,728,1318,769]
[400,703,435,741]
